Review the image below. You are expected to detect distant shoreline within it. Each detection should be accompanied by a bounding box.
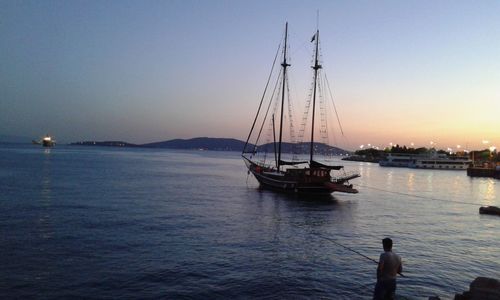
[68,137,352,155]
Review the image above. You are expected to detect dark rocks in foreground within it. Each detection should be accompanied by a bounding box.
[455,277,500,300]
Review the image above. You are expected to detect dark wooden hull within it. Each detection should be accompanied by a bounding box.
[467,167,499,179]
[252,171,332,194]
[42,140,54,147]
[479,206,500,216]
[243,157,358,195]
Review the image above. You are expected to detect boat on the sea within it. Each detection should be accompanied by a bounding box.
[479,206,500,216]
[241,23,360,195]
[42,135,55,147]
[34,134,55,147]
[467,160,500,179]
[379,152,471,170]
[379,153,416,168]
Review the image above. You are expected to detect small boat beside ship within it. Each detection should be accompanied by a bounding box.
[479,206,500,216]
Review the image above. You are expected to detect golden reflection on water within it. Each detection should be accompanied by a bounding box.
[406,173,415,192]
[481,179,497,205]
[385,170,393,188]
[357,163,371,179]
[452,176,461,188]
[426,172,434,192]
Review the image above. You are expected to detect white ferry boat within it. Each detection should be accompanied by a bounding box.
[413,156,471,170]
[379,152,471,170]
[379,153,418,167]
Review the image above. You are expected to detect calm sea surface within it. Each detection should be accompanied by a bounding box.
[1,144,499,299]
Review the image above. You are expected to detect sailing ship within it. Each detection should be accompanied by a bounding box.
[242,23,360,195]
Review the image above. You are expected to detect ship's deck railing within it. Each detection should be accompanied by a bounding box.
[331,171,360,182]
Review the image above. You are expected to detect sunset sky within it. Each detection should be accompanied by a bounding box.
[1,0,499,150]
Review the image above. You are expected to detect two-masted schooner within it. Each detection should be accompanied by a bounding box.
[242,23,360,195]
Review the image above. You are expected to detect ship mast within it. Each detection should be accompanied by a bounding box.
[272,114,278,168]
[310,29,321,163]
[277,22,290,171]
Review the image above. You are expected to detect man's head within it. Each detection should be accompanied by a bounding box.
[382,238,393,251]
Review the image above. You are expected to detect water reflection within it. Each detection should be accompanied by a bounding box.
[385,170,393,188]
[426,172,434,192]
[482,179,497,205]
[257,186,337,203]
[39,151,54,239]
[407,173,415,192]
[358,163,371,179]
[243,187,345,230]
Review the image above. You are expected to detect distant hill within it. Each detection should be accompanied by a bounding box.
[69,137,351,154]
[70,141,139,147]
[142,137,248,151]
[258,142,351,156]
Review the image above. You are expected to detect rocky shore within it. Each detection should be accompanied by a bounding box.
[454,277,500,300]
[426,277,499,300]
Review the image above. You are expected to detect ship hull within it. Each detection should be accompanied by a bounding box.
[42,140,55,147]
[244,157,358,195]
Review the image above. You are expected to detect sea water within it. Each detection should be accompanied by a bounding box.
[0,144,499,299]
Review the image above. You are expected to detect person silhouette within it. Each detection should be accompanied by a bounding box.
[373,238,402,300]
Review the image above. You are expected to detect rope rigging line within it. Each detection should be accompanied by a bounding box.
[315,43,330,145]
[354,184,485,207]
[317,71,330,145]
[285,71,296,145]
[319,75,332,146]
[253,68,282,155]
[324,73,345,136]
[243,42,282,154]
[295,39,318,145]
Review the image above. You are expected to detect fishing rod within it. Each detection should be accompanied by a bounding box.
[315,234,406,278]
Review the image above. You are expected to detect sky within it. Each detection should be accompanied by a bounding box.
[1,0,499,150]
